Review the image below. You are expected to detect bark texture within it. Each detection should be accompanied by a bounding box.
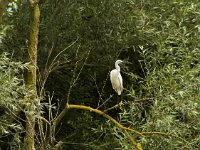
[24,1,40,150]
[0,0,10,23]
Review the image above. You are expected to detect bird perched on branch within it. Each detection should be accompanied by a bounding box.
[110,60,123,95]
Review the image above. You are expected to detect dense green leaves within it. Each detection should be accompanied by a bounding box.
[0,52,26,149]
[1,0,200,149]
[123,1,200,149]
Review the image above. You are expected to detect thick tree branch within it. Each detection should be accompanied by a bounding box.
[67,104,145,137]
[52,104,144,149]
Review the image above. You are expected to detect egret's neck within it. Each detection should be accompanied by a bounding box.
[115,63,120,72]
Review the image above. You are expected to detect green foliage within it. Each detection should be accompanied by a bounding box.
[1,0,200,149]
[122,1,200,149]
[0,52,27,149]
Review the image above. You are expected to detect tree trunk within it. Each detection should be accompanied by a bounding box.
[0,0,10,23]
[24,0,40,150]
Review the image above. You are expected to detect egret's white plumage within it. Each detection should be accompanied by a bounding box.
[110,60,123,95]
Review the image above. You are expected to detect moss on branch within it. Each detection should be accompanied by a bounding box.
[68,104,145,137]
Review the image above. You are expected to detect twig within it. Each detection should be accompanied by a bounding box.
[52,141,63,150]
[96,95,113,110]
[67,48,91,103]
[92,71,110,108]
[103,101,123,113]
[49,38,79,72]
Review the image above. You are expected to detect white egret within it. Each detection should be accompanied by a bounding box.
[110,60,123,95]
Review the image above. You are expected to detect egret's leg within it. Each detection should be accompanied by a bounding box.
[117,94,123,105]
